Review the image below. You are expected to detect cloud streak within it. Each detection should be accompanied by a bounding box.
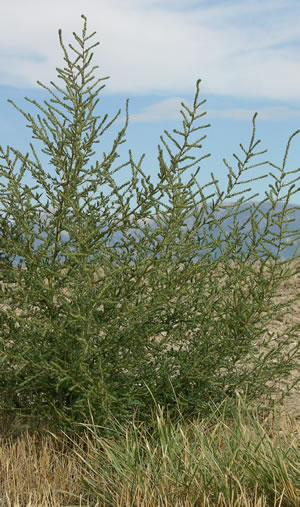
[1,0,300,122]
[116,98,300,124]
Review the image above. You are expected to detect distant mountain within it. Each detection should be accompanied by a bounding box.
[2,199,300,267]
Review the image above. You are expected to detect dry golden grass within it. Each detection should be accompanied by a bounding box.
[0,426,100,506]
[0,402,299,506]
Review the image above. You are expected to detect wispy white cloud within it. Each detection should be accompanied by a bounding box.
[1,0,300,120]
[116,98,300,124]
[207,106,300,121]
[125,98,195,123]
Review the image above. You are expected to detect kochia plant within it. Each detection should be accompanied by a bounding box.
[0,14,299,436]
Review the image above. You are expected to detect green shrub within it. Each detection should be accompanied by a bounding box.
[0,14,299,437]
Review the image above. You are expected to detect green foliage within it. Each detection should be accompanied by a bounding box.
[0,14,300,436]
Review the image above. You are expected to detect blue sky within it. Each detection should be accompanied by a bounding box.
[1,0,300,213]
